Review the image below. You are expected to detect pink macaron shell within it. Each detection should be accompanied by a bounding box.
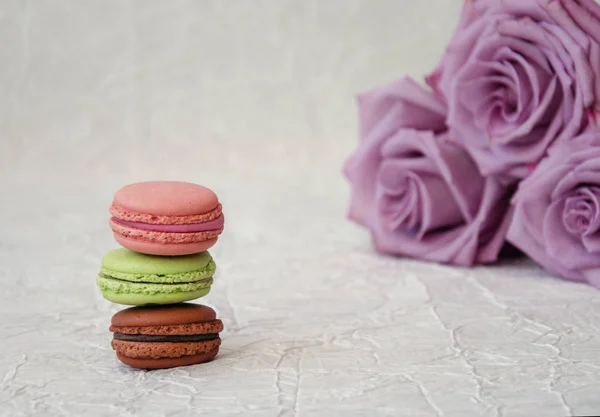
[114,181,219,217]
[114,234,218,256]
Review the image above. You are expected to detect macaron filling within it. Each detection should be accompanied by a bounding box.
[110,202,223,225]
[110,215,224,233]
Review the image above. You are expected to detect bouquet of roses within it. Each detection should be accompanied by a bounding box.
[344,0,600,288]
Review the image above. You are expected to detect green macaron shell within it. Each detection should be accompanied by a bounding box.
[97,248,216,306]
[100,259,215,283]
[99,289,210,306]
[101,248,215,283]
[96,276,212,305]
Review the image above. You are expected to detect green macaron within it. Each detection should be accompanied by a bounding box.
[96,248,216,306]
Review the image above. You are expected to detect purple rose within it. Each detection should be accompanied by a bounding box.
[508,131,600,287]
[344,77,513,266]
[427,0,600,182]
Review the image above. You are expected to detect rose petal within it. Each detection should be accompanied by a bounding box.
[508,198,587,282]
[357,76,446,139]
[418,174,465,236]
[430,137,484,221]
[563,193,594,235]
[346,78,449,226]
[545,198,600,270]
[377,172,421,233]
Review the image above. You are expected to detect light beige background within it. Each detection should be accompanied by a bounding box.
[3,1,600,416]
[0,0,458,183]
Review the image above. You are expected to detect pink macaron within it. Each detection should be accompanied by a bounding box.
[109,181,224,256]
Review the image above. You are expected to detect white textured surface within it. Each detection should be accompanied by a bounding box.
[2,1,600,416]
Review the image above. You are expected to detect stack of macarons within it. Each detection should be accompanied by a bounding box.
[96,181,225,369]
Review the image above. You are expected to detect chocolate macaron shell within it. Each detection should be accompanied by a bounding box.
[110,320,223,336]
[116,349,219,370]
[111,303,217,327]
[112,338,221,359]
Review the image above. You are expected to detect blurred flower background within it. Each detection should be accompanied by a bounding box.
[345,0,600,288]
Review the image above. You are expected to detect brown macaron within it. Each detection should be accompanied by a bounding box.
[110,303,223,369]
